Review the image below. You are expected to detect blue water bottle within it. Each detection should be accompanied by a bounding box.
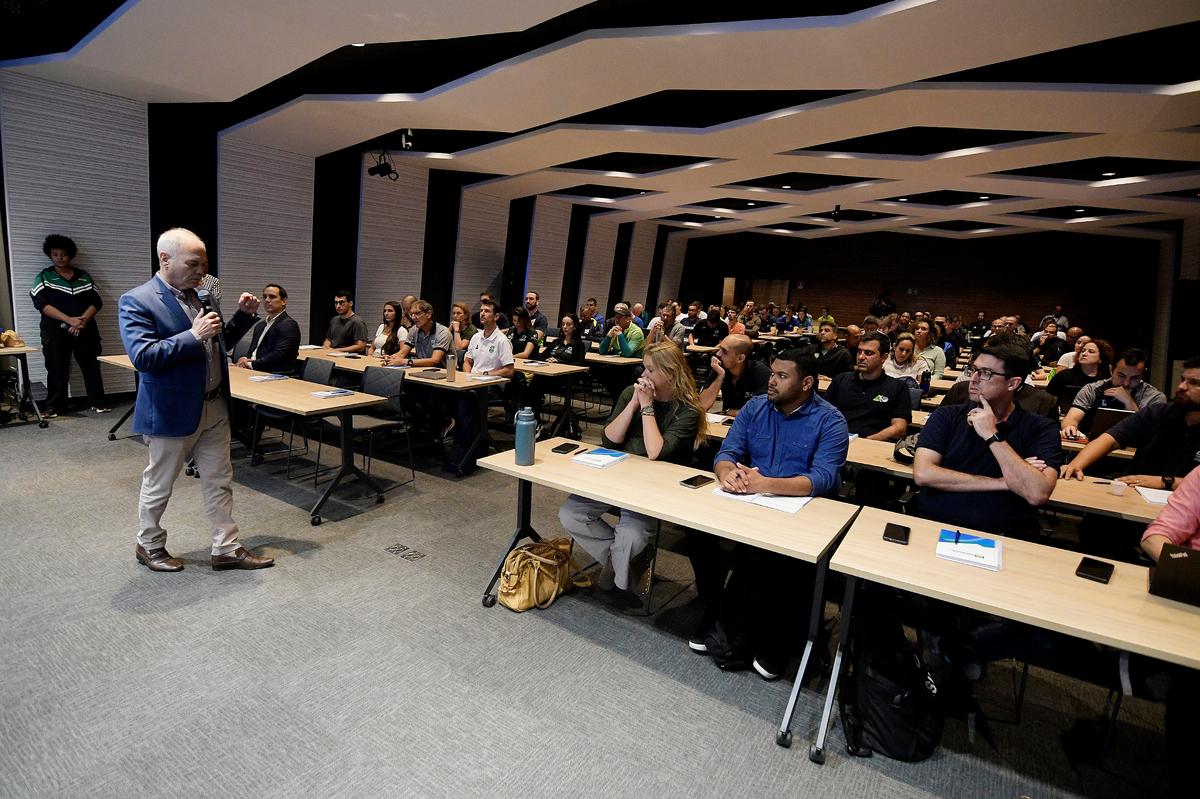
[515,407,536,466]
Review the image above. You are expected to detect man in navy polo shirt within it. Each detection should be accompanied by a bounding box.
[687,349,849,680]
[913,335,1060,537]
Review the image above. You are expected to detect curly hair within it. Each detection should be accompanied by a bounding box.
[43,234,77,259]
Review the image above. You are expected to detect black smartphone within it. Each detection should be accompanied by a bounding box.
[552,442,581,454]
[680,474,715,489]
[721,417,735,426]
[1076,557,1115,584]
[882,522,910,545]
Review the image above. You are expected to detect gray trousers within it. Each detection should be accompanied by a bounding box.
[558,494,656,590]
[138,396,241,556]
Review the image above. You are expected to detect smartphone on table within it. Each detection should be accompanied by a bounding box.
[680,474,715,489]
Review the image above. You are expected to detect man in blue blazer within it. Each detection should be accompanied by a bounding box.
[118,227,274,572]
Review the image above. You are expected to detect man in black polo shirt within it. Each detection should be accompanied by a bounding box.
[699,335,770,416]
[824,332,910,440]
[689,306,728,348]
[813,321,853,378]
[913,338,1060,537]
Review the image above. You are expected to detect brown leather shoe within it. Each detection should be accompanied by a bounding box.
[135,545,184,572]
[212,547,275,571]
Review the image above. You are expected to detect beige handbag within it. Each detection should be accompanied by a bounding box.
[497,537,590,612]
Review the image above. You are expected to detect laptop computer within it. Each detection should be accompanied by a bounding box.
[1089,407,1135,439]
[1148,544,1200,608]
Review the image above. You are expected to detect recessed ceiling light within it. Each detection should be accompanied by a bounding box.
[781,185,792,189]
[351,43,366,47]
[898,198,908,202]
[773,228,789,234]
[746,202,755,207]
[590,197,615,204]
[1074,208,1086,213]
[1101,172,1116,177]
[978,195,989,200]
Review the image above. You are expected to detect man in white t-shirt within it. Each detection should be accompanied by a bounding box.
[450,299,515,475]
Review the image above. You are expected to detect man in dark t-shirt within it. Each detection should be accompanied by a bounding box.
[824,332,910,440]
[813,321,853,378]
[699,335,770,416]
[689,307,729,348]
[914,339,1061,537]
[323,290,368,353]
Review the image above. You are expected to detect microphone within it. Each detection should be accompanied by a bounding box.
[196,288,219,319]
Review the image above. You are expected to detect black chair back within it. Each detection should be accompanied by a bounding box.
[300,357,336,386]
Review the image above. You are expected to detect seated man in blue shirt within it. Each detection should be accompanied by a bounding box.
[687,348,849,681]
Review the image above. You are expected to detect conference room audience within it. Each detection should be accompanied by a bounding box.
[688,349,849,680]
[699,335,770,417]
[598,303,645,357]
[390,300,451,367]
[507,306,540,359]
[913,320,946,380]
[967,311,989,339]
[234,283,301,373]
[679,301,703,330]
[724,306,745,335]
[538,313,586,365]
[824,332,911,441]
[558,342,704,609]
[862,315,881,335]
[1031,321,1068,364]
[815,307,835,328]
[1060,348,1167,439]
[578,302,604,341]
[585,296,606,330]
[30,233,108,416]
[471,292,509,331]
[399,295,417,330]
[913,336,1061,538]
[631,302,649,329]
[1046,338,1110,413]
[1142,466,1200,559]
[813,321,853,378]
[448,301,478,364]
[450,298,517,474]
[843,324,862,354]
[367,300,408,359]
[1055,327,1086,369]
[323,289,368,354]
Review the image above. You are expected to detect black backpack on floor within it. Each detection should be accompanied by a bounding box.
[839,611,943,761]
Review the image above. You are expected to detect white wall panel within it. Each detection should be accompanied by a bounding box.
[1,72,148,395]
[217,137,314,342]
[658,233,688,305]
[621,221,657,309]
[356,158,427,331]
[454,187,508,306]
[525,196,571,319]
[578,217,618,316]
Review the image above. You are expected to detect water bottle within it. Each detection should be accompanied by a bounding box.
[445,346,456,382]
[920,370,931,397]
[515,407,536,466]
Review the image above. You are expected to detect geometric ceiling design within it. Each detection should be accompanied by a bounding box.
[6,0,1200,242]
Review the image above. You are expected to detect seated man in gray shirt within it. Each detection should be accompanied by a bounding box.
[1061,348,1167,439]
[323,289,369,353]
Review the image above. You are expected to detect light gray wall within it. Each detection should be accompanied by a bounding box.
[525,196,571,319]
[0,72,148,394]
[578,216,618,316]
[453,187,509,307]
[356,157,427,334]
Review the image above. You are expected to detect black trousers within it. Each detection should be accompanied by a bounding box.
[40,326,105,411]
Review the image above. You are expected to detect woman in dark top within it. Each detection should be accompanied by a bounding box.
[508,306,539,359]
[540,313,586,365]
[29,234,108,416]
[558,342,704,608]
[1047,338,1111,414]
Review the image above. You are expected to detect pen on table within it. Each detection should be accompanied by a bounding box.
[954,530,961,545]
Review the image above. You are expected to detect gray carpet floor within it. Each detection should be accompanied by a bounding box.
[0,402,1172,798]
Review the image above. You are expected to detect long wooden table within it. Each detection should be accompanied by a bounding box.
[477,437,861,747]
[809,506,1200,763]
[0,345,48,428]
[99,353,386,524]
[844,436,1161,523]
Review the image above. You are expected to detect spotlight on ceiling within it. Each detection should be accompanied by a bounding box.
[1101,171,1116,177]
[367,152,399,180]
[832,204,841,222]
[400,129,414,150]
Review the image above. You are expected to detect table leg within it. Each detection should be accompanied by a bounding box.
[308,408,386,525]
[482,478,542,607]
[15,354,47,428]
[775,556,829,748]
[810,575,857,764]
[545,374,580,440]
[107,372,137,440]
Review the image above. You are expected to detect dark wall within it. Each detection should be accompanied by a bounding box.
[680,230,1161,351]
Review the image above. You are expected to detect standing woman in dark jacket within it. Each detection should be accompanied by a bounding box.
[29,234,108,416]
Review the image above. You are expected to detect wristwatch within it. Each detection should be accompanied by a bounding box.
[406,357,414,367]
[1163,475,1175,490]
[983,433,1002,446]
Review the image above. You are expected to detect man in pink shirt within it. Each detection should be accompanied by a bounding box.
[1141,467,1200,560]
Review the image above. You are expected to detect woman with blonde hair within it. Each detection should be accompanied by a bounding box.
[883,332,929,386]
[558,342,704,608]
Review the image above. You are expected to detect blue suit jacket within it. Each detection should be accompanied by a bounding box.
[118,276,254,437]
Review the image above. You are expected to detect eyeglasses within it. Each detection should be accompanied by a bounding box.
[964,366,1010,381]
[334,300,349,306]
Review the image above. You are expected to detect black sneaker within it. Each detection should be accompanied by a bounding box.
[752,654,785,681]
[689,614,716,654]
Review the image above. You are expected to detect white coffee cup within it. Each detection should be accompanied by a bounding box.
[1108,480,1127,497]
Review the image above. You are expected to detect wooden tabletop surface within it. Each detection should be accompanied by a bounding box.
[478,437,859,563]
[832,506,1200,670]
[0,345,37,356]
[98,353,384,416]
